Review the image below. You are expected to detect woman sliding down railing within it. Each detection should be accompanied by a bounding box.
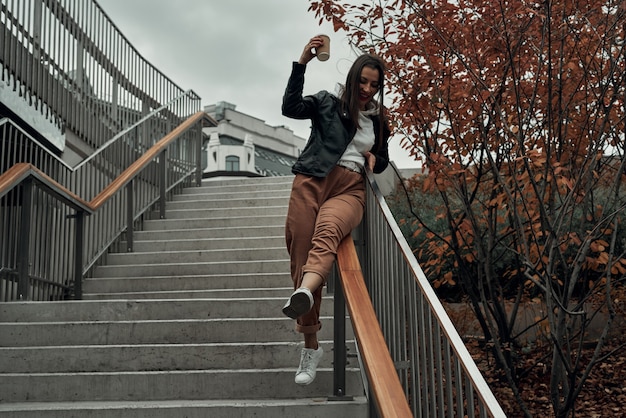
[279,35,391,386]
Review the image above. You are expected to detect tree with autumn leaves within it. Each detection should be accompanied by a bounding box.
[310,1,626,416]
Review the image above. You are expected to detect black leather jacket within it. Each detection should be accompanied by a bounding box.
[282,62,390,178]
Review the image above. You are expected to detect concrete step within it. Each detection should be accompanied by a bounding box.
[162,205,287,219]
[201,175,293,184]
[82,273,292,293]
[142,215,285,230]
[173,190,290,201]
[131,225,285,240]
[0,298,334,322]
[82,287,293,300]
[91,259,290,277]
[0,316,346,346]
[0,398,367,418]
[0,340,358,373]
[187,179,293,195]
[105,247,289,265]
[128,236,284,252]
[198,176,293,189]
[165,196,289,209]
[0,368,364,402]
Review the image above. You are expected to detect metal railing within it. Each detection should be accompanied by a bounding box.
[0,163,92,300]
[331,171,506,417]
[0,111,205,301]
[0,0,205,301]
[1,0,202,188]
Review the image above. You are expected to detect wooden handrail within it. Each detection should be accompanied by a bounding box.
[0,163,33,198]
[0,163,92,213]
[90,110,207,209]
[336,235,413,418]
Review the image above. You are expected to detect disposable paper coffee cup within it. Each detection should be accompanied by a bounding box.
[316,34,330,61]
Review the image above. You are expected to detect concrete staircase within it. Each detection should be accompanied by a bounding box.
[0,176,367,417]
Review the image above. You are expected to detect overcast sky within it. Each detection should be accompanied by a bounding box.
[97,0,417,168]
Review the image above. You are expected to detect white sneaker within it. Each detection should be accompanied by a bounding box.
[295,346,324,385]
[282,287,313,319]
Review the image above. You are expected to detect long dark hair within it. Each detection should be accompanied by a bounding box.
[339,53,386,130]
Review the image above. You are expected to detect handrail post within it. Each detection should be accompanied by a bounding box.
[73,211,84,299]
[159,149,167,219]
[332,272,348,399]
[126,180,134,252]
[17,179,33,300]
[195,122,203,186]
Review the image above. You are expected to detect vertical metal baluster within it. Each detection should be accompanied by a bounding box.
[126,179,133,252]
[17,179,33,300]
[73,210,84,299]
[332,266,347,399]
[0,0,7,84]
[159,149,167,219]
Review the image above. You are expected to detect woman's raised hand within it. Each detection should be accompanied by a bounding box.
[298,36,324,65]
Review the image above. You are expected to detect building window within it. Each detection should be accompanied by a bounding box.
[226,155,240,171]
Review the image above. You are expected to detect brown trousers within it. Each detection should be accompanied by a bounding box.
[285,166,366,334]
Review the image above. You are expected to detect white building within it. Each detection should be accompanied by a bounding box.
[202,102,306,177]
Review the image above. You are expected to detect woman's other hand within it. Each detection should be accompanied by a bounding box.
[298,36,324,65]
[364,152,376,172]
